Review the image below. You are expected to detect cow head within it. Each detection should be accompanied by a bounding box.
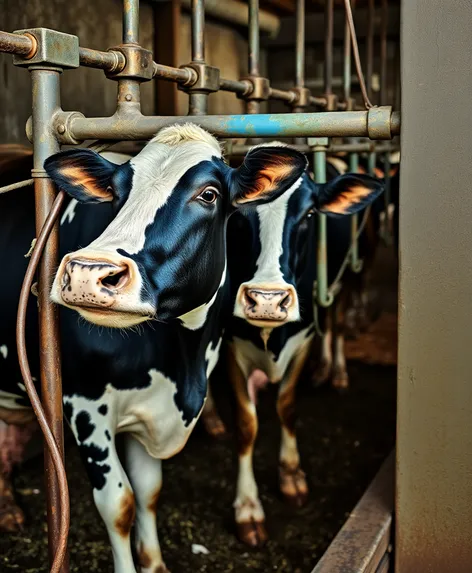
[230,143,384,329]
[45,126,307,329]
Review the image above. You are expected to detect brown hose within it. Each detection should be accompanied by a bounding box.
[344,0,374,109]
[16,190,69,573]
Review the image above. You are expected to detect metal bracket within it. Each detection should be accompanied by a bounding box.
[367,106,393,140]
[308,136,329,150]
[290,86,311,109]
[105,44,153,81]
[238,75,270,101]
[13,28,79,69]
[324,93,338,111]
[179,62,220,93]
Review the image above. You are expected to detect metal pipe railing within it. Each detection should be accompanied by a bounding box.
[228,141,400,156]
[56,109,399,141]
[246,0,261,115]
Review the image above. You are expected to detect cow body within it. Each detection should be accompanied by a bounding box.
[223,148,383,546]
[0,129,308,572]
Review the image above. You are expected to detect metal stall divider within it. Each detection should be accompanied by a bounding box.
[0,0,400,570]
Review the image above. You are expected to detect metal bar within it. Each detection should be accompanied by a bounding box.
[152,61,194,83]
[343,0,352,102]
[295,0,305,88]
[64,110,401,141]
[229,142,400,155]
[0,30,35,57]
[314,146,333,308]
[397,1,472,570]
[324,0,334,96]
[380,0,388,105]
[247,0,260,115]
[219,76,249,95]
[189,0,207,115]
[31,67,69,573]
[366,0,375,100]
[123,0,139,44]
[78,47,125,73]
[349,152,363,272]
[313,451,394,573]
[270,87,296,103]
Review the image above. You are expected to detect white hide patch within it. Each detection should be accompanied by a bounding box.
[60,199,78,225]
[251,178,302,286]
[87,139,222,256]
[66,337,221,462]
[0,389,31,411]
[0,345,8,359]
[231,326,313,384]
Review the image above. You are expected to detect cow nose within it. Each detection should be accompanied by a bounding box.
[60,258,131,309]
[242,287,295,322]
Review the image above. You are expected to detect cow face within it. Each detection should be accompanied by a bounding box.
[45,126,307,329]
[231,144,384,328]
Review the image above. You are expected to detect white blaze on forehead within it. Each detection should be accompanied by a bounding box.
[251,177,303,284]
[87,125,222,255]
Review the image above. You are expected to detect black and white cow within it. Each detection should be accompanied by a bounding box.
[0,126,309,572]
[222,143,384,546]
[312,153,399,392]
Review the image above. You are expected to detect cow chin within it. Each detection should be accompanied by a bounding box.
[244,317,290,329]
[75,308,152,328]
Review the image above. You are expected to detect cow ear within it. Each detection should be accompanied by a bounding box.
[44,149,118,204]
[316,173,384,216]
[230,145,308,207]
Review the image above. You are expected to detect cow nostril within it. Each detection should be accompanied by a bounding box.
[100,267,129,290]
[244,289,257,309]
[279,293,292,310]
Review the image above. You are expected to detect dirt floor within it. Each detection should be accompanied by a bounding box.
[0,246,398,573]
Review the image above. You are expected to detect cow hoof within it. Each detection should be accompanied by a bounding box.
[0,503,25,532]
[201,409,228,440]
[279,463,309,508]
[236,520,268,547]
[312,361,332,387]
[332,371,349,393]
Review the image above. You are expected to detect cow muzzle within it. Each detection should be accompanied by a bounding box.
[52,253,154,327]
[234,284,300,328]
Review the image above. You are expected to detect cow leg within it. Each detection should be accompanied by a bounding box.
[277,345,309,508]
[123,435,168,573]
[229,349,267,547]
[200,386,227,439]
[0,416,37,532]
[312,309,333,386]
[332,295,349,392]
[76,434,137,573]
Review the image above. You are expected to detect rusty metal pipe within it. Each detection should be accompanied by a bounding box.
[228,141,400,155]
[30,67,69,573]
[324,0,334,96]
[63,109,400,140]
[123,0,139,44]
[366,0,375,100]
[343,1,352,102]
[189,0,208,115]
[0,30,36,57]
[380,0,388,105]
[78,47,125,73]
[246,0,261,116]
[295,0,305,88]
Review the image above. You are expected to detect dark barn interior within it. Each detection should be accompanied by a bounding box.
[1,0,471,572]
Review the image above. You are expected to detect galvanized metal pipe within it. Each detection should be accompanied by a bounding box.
[293,0,307,144]
[30,67,69,573]
[78,47,125,73]
[247,0,260,115]
[380,0,388,105]
[349,152,363,272]
[314,148,333,307]
[366,0,375,100]
[324,0,334,97]
[229,141,400,155]
[123,0,139,44]
[189,0,208,116]
[343,1,352,102]
[62,110,400,141]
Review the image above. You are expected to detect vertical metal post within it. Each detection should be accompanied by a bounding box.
[380,0,391,244]
[397,0,472,570]
[324,0,334,98]
[189,0,208,115]
[123,0,139,44]
[366,0,374,100]
[316,0,334,307]
[314,145,333,307]
[293,0,306,145]
[31,66,69,573]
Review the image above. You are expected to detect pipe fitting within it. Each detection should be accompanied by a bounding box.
[367,106,393,140]
[290,86,311,109]
[105,44,153,81]
[179,62,220,93]
[239,76,270,101]
[53,111,86,145]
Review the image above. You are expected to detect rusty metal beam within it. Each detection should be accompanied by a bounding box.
[312,451,394,573]
[397,0,472,571]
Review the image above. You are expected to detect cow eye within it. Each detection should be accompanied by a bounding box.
[197,186,219,204]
